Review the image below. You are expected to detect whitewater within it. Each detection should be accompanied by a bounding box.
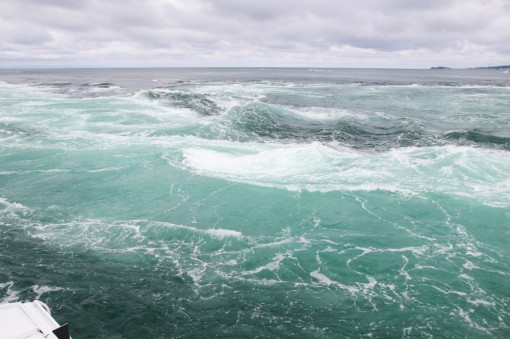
[0,68,509,338]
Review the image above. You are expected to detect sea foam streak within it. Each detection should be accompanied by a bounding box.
[169,138,510,205]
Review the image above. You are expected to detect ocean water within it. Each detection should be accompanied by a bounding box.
[0,68,509,338]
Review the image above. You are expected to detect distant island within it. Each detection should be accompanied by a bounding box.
[430,65,510,70]
[474,65,510,69]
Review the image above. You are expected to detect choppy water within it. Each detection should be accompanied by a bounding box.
[1,68,509,338]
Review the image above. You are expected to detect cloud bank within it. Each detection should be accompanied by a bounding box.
[1,0,509,68]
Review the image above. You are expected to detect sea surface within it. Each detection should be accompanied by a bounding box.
[1,68,509,338]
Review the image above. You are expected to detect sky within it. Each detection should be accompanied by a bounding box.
[1,0,509,69]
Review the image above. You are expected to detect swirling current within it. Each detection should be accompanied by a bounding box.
[1,68,509,338]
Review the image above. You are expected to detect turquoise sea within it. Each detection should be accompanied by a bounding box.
[1,68,509,338]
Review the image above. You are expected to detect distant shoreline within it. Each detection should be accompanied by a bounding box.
[431,65,510,70]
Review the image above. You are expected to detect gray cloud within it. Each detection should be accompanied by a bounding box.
[0,0,509,68]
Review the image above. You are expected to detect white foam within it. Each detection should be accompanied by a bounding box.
[204,228,242,239]
[32,285,64,299]
[187,268,205,284]
[168,137,510,206]
[455,307,491,334]
[0,197,29,210]
[0,281,19,303]
[289,105,371,121]
[467,298,495,307]
[429,285,467,297]
[181,141,341,182]
[241,254,285,276]
[463,261,480,270]
[299,236,310,244]
[310,270,360,294]
[310,269,335,285]
[149,221,244,241]
[0,197,32,218]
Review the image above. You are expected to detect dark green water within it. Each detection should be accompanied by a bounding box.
[1,68,509,338]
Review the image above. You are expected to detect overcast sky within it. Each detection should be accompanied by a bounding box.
[1,0,509,69]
